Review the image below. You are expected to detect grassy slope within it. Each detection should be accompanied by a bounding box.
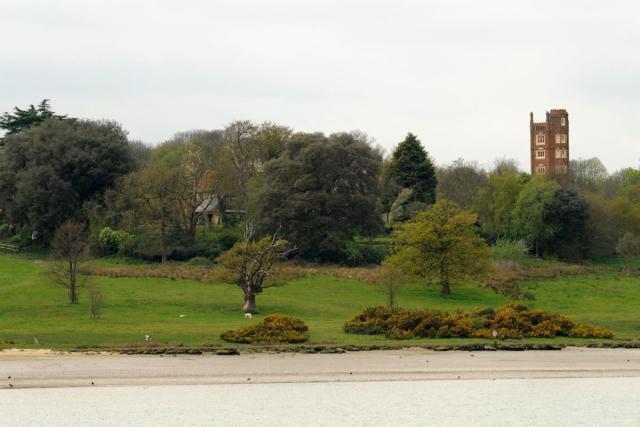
[0,254,638,349]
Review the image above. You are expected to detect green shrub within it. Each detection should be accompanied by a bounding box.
[0,224,12,240]
[121,226,240,262]
[312,239,389,266]
[6,234,22,246]
[98,227,134,255]
[218,233,240,251]
[492,238,529,262]
[344,305,613,340]
[221,314,309,344]
[342,241,389,266]
[186,256,214,266]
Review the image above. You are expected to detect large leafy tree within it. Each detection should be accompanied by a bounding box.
[512,177,559,256]
[0,100,66,142]
[385,200,493,296]
[544,188,590,259]
[387,132,437,205]
[611,184,640,234]
[582,191,618,256]
[569,157,608,192]
[575,169,640,257]
[121,165,182,263]
[150,131,236,235]
[0,118,133,240]
[257,132,383,261]
[473,161,527,239]
[222,120,292,205]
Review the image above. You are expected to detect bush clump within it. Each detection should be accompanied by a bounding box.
[97,227,135,255]
[491,238,529,260]
[186,256,214,266]
[342,241,389,266]
[344,305,613,340]
[221,314,309,344]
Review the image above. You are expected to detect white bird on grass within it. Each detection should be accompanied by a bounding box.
[244,313,253,319]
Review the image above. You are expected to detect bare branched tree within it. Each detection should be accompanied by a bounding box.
[177,140,231,236]
[50,222,88,304]
[214,222,295,313]
[88,284,103,319]
[123,166,181,263]
[616,232,640,275]
[223,120,259,203]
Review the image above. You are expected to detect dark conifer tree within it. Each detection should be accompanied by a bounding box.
[388,133,437,204]
[0,99,67,141]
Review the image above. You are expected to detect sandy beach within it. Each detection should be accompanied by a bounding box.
[1,347,639,389]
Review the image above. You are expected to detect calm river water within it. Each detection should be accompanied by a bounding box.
[2,377,640,426]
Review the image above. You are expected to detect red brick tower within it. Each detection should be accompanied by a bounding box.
[530,109,569,177]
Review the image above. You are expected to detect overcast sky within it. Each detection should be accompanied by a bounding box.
[1,0,639,171]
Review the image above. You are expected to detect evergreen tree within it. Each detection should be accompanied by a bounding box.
[388,133,437,204]
[0,100,67,142]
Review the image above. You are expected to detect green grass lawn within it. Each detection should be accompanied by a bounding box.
[0,253,638,349]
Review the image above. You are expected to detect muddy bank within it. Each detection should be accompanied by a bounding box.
[1,347,640,389]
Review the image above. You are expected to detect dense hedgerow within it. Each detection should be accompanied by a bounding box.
[344,305,613,340]
[221,314,309,344]
[186,256,214,266]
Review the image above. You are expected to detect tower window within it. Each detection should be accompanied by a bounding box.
[555,149,568,159]
[536,134,545,144]
[536,149,545,159]
[555,165,568,174]
[561,117,566,126]
[537,165,546,174]
[556,134,567,144]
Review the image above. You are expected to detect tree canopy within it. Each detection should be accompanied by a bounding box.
[544,188,590,259]
[0,118,133,240]
[214,224,291,313]
[257,132,383,261]
[569,157,608,192]
[512,177,559,256]
[473,160,528,239]
[385,200,493,296]
[437,158,488,209]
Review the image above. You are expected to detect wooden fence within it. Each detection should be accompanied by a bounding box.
[0,243,20,253]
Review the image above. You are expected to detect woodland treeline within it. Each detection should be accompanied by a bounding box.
[1,100,639,265]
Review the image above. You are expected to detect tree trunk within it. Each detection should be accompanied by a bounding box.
[242,289,257,314]
[69,287,79,304]
[388,290,395,308]
[160,217,168,264]
[439,261,451,297]
[188,217,197,239]
[69,260,79,304]
[441,280,451,297]
[218,198,227,226]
